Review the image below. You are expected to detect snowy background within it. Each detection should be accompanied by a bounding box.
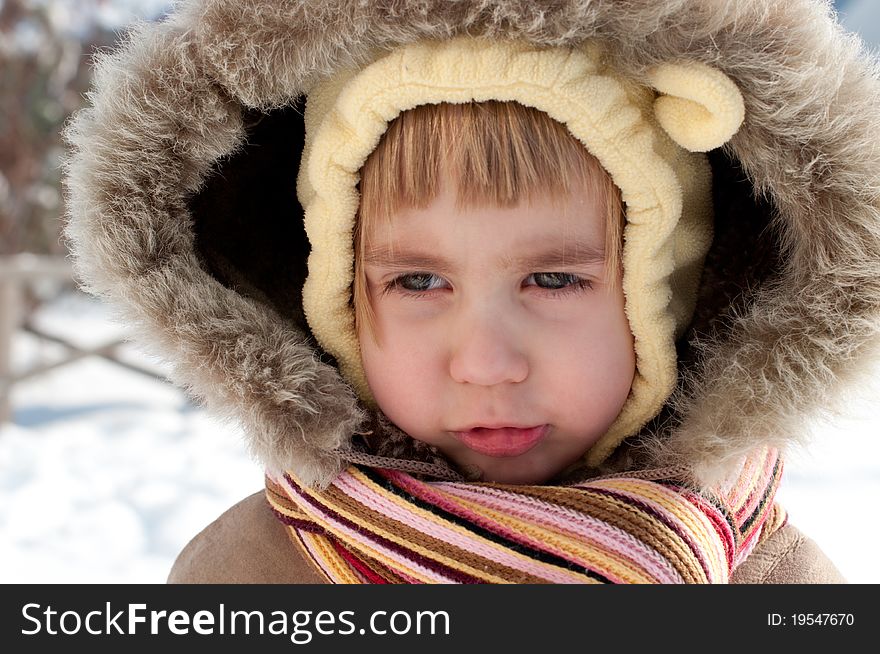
[1,0,879,585]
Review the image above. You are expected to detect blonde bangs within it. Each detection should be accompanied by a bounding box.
[354,101,624,336]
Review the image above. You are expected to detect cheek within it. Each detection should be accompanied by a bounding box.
[358,317,442,419]
[541,302,636,408]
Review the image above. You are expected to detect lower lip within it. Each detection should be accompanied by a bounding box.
[453,425,549,458]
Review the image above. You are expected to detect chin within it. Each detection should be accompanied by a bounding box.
[475,462,554,485]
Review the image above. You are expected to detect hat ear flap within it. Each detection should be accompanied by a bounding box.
[648,62,745,152]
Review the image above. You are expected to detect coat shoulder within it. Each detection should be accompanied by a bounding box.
[167,491,326,584]
[731,522,845,584]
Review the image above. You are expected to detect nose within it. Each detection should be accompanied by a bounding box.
[448,306,529,387]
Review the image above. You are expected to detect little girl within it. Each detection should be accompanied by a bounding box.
[64,0,878,584]
[352,100,635,488]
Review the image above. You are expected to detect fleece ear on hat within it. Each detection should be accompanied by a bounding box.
[648,62,745,152]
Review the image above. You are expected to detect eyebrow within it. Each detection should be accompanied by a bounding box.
[505,243,606,271]
[364,241,606,272]
[364,247,456,274]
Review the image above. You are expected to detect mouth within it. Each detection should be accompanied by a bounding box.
[452,425,549,458]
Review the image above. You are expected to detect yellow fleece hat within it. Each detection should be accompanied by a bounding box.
[296,37,744,467]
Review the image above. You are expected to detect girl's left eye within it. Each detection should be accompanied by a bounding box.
[524,272,592,291]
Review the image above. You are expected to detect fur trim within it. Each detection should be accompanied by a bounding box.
[64,0,880,487]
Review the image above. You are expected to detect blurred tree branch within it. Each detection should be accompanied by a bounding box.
[0,0,117,255]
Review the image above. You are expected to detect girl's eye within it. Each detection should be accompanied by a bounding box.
[525,272,592,291]
[385,272,448,294]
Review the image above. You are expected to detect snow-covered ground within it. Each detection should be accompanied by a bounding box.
[1,290,879,584]
[0,292,264,583]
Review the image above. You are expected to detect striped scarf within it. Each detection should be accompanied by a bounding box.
[266,446,785,584]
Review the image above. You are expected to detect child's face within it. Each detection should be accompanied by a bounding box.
[357,180,635,484]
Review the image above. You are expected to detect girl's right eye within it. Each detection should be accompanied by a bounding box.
[383,273,448,294]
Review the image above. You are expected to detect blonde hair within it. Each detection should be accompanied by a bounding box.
[354,101,624,336]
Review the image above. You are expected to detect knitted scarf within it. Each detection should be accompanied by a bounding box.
[266,446,785,584]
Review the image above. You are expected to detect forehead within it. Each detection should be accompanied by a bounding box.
[362,180,607,248]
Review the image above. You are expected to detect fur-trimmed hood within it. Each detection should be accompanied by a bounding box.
[64,0,880,488]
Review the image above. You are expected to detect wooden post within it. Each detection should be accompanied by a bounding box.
[0,276,23,423]
[0,254,73,424]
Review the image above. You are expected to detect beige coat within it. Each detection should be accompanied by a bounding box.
[63,0,880,583]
